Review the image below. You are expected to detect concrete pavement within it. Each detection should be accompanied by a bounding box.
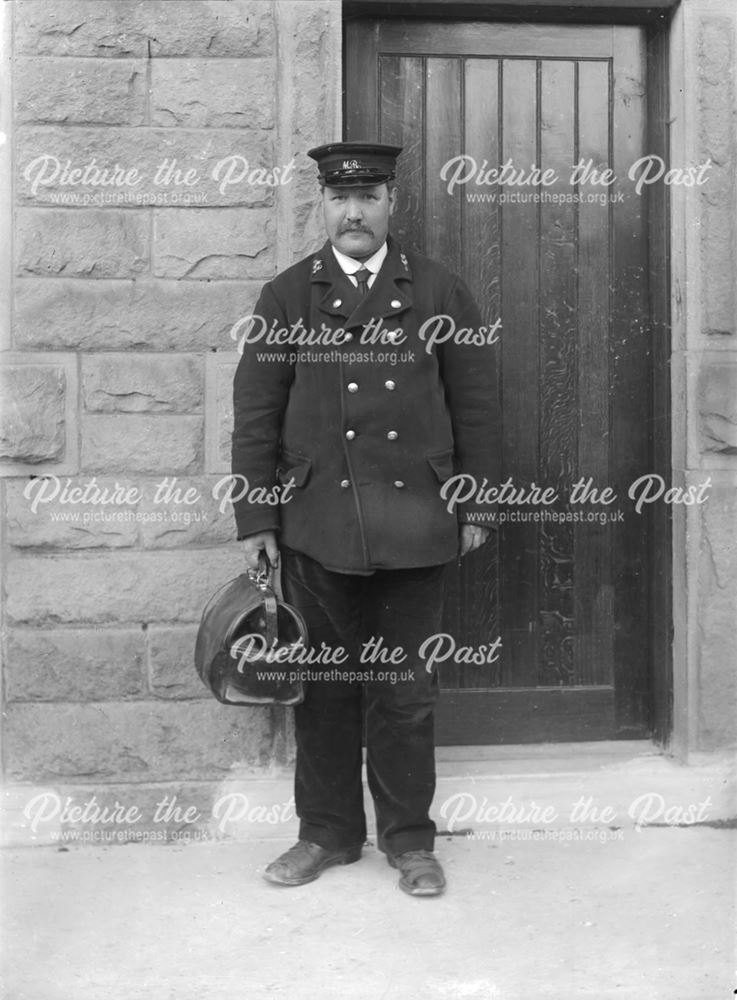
[2,744,736,1000]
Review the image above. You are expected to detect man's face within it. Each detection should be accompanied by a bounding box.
[322,183,397,260]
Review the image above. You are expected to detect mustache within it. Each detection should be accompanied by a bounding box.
[338,225,374,236]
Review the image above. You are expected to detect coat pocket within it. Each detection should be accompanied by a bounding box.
[277,450,312,488]
[426,449,456,484]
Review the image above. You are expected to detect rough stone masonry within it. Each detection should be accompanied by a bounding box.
[1,0,341,800]
[1,0,736,834]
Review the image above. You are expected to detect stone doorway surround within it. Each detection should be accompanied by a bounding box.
[344,0,737,760]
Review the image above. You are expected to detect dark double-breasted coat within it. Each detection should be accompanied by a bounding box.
[231,235,498,573]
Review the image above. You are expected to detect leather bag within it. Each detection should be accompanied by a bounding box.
[194,558,307,705]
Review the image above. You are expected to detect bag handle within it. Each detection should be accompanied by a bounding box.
[246,551,273,589]
[247,551,279,647]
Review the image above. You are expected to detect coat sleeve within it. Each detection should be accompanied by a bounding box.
[230,281,295,539]
[437,274,501,527]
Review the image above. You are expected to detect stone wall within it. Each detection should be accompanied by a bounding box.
[1,0,342,802]
[1,0,736,823]
[670,0,737,756]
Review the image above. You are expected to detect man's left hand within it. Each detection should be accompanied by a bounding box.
[459,524,490,557]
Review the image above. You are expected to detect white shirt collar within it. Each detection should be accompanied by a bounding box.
[331,241,388,276]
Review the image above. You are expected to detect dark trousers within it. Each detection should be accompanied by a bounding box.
[280,549,447,857]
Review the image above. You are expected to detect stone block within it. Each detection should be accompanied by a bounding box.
[281,708,297,767]
[698,361,737,456]
[1,781,226,847]
[0,363,65,463]
[692,473,737,751]
[14,1,274,58]
[82,355,203,414]
[202,775,297,841]
[16,126,275,208]
[148,625,207,699]
[80,415,203,475]
[4,628,145,701]
[274,2,341,265]
[0,354,79,477]
[151,60,274,129]
[14,58,146,126]
[285,156,328,264]
[6,547,244,625]
[205,354,238,473]
[671,351,687,472]
[138,476,237,548]
[698,15,736,337]
[153,208,275,279]
[14,278,262,352]
[3,700,275,782]
[5,477,140,549]
[16,209,148,278]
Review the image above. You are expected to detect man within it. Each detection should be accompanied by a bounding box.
[231,142,497,896]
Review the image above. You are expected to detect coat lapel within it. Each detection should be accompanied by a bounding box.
[310,237,414,334]
[310,240,354,322]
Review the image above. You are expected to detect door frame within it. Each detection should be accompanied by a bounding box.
[343,0,675,748]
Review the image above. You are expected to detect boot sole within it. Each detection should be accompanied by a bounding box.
[397,878,445,897]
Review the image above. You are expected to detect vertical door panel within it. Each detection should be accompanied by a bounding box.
[345,21,651,743]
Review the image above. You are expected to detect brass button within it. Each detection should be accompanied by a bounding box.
[394,480,405,489]
[390,299,402,308]
[347,382,358,393]
[345,430,356,440]
[332,298,342,308]
[387,431,398,441]
[384,380,396,391]
[344,332,354,342]
[340,479,351,489]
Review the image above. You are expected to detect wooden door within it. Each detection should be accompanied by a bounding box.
[346,20,654,743]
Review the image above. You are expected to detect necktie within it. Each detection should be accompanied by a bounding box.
[355,267,370,297]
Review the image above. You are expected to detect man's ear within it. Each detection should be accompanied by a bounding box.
[388,185,398,215]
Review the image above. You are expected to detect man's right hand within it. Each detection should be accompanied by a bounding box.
[241,531,279,572]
